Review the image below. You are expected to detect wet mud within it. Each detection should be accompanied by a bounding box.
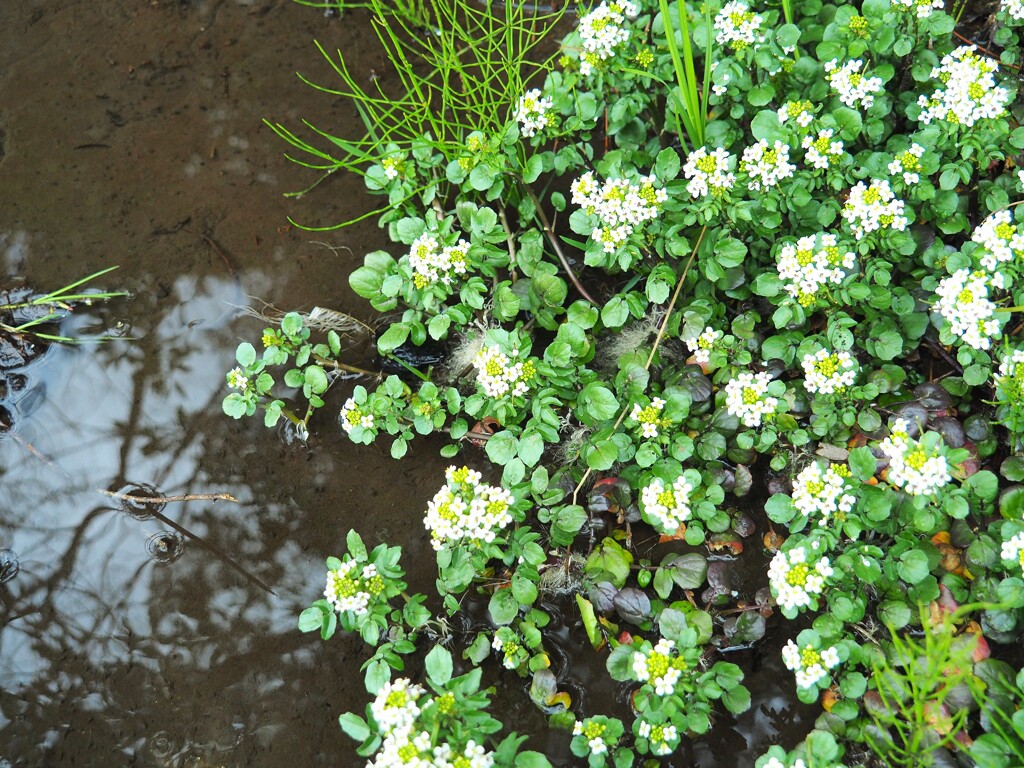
[0,2,806,766]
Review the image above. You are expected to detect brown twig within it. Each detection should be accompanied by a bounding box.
[952,31,1021,71]
[98,489,239,504]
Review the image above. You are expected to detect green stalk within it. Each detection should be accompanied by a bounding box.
[657,0,705,151]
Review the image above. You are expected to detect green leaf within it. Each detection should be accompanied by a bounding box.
[515,752,554,768]
[575,594,603,649]
[584,537,633,588]
[338,712,370,742]
[236,342,256,367]
[489,587,519,625]
[585,438,618,470]
[222,394,248,419]
[305,365,329,394]
[518,431,545,467]
[346,529,368,560]
[580,383,619,421]
[655,147,680,180]
[298,606,326,633]
[486,431,519,465]
[377,323,410,353]
[849,446,877,482]
[425,644,453,685]
[897,549,931,585]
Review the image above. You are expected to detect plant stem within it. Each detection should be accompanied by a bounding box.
[98,489,239,504]
[520,181,600,306]
[312,353,378,376]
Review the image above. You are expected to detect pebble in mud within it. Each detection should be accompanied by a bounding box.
[146,531,185,564]
[0,549,19,584]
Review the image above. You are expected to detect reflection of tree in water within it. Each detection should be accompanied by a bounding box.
[0,271,446,767]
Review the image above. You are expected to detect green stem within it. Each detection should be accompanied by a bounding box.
[312,353,378,377]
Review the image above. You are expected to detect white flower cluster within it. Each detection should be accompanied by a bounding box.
[777,233,856,307]
[888,143,925,185]
[725,371,778,428]
[632,638,690,696]
[637,720,679,756]
[423,466,514,551]
[934,269,1002,351]
[1002,532,1024,571]
[325,560,384,615]
[972,209,1024,271]
[684,326,723,364]
[577,1,639,76]
[630,397,669,439]
[879,419,951,496]
[740,140,796,191]
[683,147,737,199]
[768,541,833,613]
[513,89,554,138]
[226,367,249,390]
[917,46,1010,127]
[802,349,858,394]
[1005,0,1024,20]
[573,719,611,757]
[792,462,856,526]
[381,155,404,181]
[801,129,845,171]
[782,640,841,689]
[841,179,909,240]
[368,679,495,768]
[472,345,535,398]
[570,171,667,253]
[408,233,470,289]
[894,0,945,17]
[823,59,883,109]
[713,1,766,51]
[340,397,375,434]
[491,633,522,670]
[641,475,694,533]
[778,100,816,128]
[994,349,1024,405]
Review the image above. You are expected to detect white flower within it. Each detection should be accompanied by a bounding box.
[782,640,841,688]
[641,476,694,533]
[369,678,425,735]
[380,154,404,181]
[1005,0,1024,20]
[340,397,375,434]
[684,326,722,363]
[629,396,668,438]
[778,100,815,127]
[841,179,909,240]
[571,171,667,253]
[632,638,686,697]
[407,233,471,288]
[768,542,833,613]
[324,559,374,615]
[917,46,1010,127]
[514,88,554,138]
[823,58,884,109]
[801,129,845,170]
[577,1,639,75]
[725,371,778,428]
[934,268,1002,351]
[472,345,535,398]
[792,462,856,526]
[423,466,514,550]
[887,143,926,185]
[226,367,249,390]
[683,147,737,199]
[740,139,796,191]
[1002,532,1024,570]
[776,233,856,306]
[879,419,952,496]
[972,209,1024,271]
[802,349,858,394]
[894,0,945,18]
[995,349,1024,406]
[713,1,766,51]
[637,721,678,755]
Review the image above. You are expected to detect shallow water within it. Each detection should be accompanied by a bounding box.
[0,2,808,765]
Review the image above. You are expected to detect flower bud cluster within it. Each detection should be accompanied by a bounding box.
[802,349,857,395]
[684,326,722,364]
[632,638,690,696]
[777,100,815,127]
[782,640,841,688]
[340,397,376,434]
[636,720,679,756]
[894,0,945,18]
[887,143,925,185]
[641,475,694,533]
[683,147,737,199]
[577,1,639,76]
[713,1,766,51]
[768,541,833,613]
[473,345,535,399]
[324,559,385,616]
[629,397,670,439]
[801,129,845,170]
[792,462,856,526]
[971,209,1024,271]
